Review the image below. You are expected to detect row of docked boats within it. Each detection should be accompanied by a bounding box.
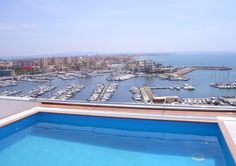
[153,84,195,91]
[88,83,118,102]
[88,84,105,102]
[157,74,190,81]
[24,85,56,98]
[181,98,218,106]
[183,84,195,90]
[106,74,135,81]
[17,71,103,82]
[57,71,103,80]
[129,87,142,101]
[19,75,54,83]
[0,90,22,96]
[0,80,18,88]
[51,84,85,100]
[181,96,236,106]
[210,82,236,89]
[57,74,77,80]
[19,77,48,83]
[101,83,118,102]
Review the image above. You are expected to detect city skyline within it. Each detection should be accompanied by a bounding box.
[0,0,236,57]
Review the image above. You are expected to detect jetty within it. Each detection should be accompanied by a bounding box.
[139,86,183,104]
[24,85,56,98]
[88,83,118,102]
[51,84,84,100]
[175,66,231,76]
[140,86,154,103]
[159,66,232,81]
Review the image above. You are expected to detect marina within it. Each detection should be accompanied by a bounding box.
[0,70,235,106]
[0,54,235,106]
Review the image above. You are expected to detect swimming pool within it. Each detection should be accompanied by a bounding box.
[0,113,235,166]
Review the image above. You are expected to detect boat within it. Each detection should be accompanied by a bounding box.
[183,84,195,90]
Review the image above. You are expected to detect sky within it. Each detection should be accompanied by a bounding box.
[0,0,236,57]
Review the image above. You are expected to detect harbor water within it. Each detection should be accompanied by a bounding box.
[0,53,236,102]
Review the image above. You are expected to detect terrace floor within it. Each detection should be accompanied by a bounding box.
[0,97,39,119]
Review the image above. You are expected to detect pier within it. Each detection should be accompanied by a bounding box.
[24,85,56,98]
[159,66,232,81]
[175,66,232,76]
[52,84,85,100]
[88,83,118,102]
[97,84,109,102]
[140,86,154,103]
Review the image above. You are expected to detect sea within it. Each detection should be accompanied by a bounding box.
[1,52,236,103]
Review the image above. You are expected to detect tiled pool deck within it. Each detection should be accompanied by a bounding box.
[0,97,236,163]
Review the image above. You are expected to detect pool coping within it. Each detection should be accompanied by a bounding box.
[0,104,236,164]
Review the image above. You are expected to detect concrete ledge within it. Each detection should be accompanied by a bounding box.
[40,99,236,112]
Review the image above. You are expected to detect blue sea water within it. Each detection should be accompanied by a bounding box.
[0,53,236,101]
[139,53,236,68]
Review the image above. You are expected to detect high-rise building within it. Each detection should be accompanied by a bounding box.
[65,56,72,65]
[52,57,60,66]
[40,58,48,68]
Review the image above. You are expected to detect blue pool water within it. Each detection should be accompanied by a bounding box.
[0,113,235,166]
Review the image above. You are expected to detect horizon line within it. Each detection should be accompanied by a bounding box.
[1,50,236,59]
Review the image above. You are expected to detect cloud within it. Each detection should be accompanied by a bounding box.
[0,23,37,30]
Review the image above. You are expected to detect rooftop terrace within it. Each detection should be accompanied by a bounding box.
[0,97,236,163]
